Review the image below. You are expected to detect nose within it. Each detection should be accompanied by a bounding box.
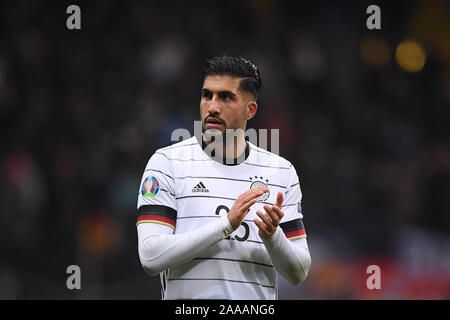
[207,96,221,115]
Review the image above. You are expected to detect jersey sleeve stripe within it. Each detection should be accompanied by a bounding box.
[136,215,176,229]
[138,205,177,217]
[137,205,177,228]
[279,218,306,239]
[284,229,306,240]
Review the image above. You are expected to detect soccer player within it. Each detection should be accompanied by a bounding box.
[136,56,311,299]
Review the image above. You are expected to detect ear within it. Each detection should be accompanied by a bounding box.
[246,101,258,120]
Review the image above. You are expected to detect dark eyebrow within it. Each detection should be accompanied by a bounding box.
[218,90,236,97]
[202,88,236,97]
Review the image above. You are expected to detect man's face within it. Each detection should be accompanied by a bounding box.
[200,75,255,135]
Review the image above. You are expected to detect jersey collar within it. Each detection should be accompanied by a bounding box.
[197,135,250,166]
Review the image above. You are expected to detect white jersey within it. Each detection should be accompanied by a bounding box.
[136,136,306,300]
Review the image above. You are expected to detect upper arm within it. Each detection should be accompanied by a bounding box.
[279,165,307,241]
[136,152,177,233]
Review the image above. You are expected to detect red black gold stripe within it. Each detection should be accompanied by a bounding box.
[285,229,306,239]
[279,218,307,240]
[137,205,177,229]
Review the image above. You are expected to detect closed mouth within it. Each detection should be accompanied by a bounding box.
[205,117,224,127]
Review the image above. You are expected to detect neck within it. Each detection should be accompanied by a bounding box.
[201,132,249,165]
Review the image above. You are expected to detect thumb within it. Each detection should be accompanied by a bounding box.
[274,191,283,209]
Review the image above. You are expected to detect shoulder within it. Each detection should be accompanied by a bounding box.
[141,138,201,183]
[247,142,293,170]
[157,136,198,153]
[152,136,202,159]
[146,136,207,171]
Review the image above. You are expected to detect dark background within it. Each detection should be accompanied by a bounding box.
[1,0,449,299]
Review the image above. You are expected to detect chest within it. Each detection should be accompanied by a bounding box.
[173,161,287,235]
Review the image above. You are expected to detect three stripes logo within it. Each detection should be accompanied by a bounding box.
[192,182,209,193]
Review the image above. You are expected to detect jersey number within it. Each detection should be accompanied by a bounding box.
[215,205,250,242]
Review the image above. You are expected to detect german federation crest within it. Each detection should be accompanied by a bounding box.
[141,176,160,198]
[250,177,270,202]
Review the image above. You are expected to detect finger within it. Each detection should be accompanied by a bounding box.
[271,205,284,220]
[240,187,269,204]
[274,191,283,209]
[246,186,268,194]
[254,218,270,237]
[239,191,264,209]
[241,198,258,212]
[234,189,266,220]
[239,187,265,201]
[256,211,274,232]
[256,210,272,224]
[263,205,280,226]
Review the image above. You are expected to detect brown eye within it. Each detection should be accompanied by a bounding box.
[202,91,212,99]
[220,93,231,101]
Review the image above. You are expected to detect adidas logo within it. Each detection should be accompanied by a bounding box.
[192,182,209,193]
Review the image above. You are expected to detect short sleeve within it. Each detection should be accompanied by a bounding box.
[136,152,177,231]
[279,164,307,240]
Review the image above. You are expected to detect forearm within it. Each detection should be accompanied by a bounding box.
[137,215,234,276]
[262,228,311,285]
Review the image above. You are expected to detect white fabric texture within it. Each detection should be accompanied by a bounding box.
[138,215,234,276]
[138,214,311,284]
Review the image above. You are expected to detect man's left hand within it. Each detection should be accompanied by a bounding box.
[254,191,284,239]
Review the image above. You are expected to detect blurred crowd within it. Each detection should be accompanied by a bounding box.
[1,0,449,299]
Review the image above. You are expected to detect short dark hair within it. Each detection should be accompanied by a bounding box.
[201,55,262,101]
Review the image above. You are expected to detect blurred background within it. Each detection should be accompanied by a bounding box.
[1,0,449,299]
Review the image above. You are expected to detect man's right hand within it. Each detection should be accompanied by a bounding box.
[227,187,269,230]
